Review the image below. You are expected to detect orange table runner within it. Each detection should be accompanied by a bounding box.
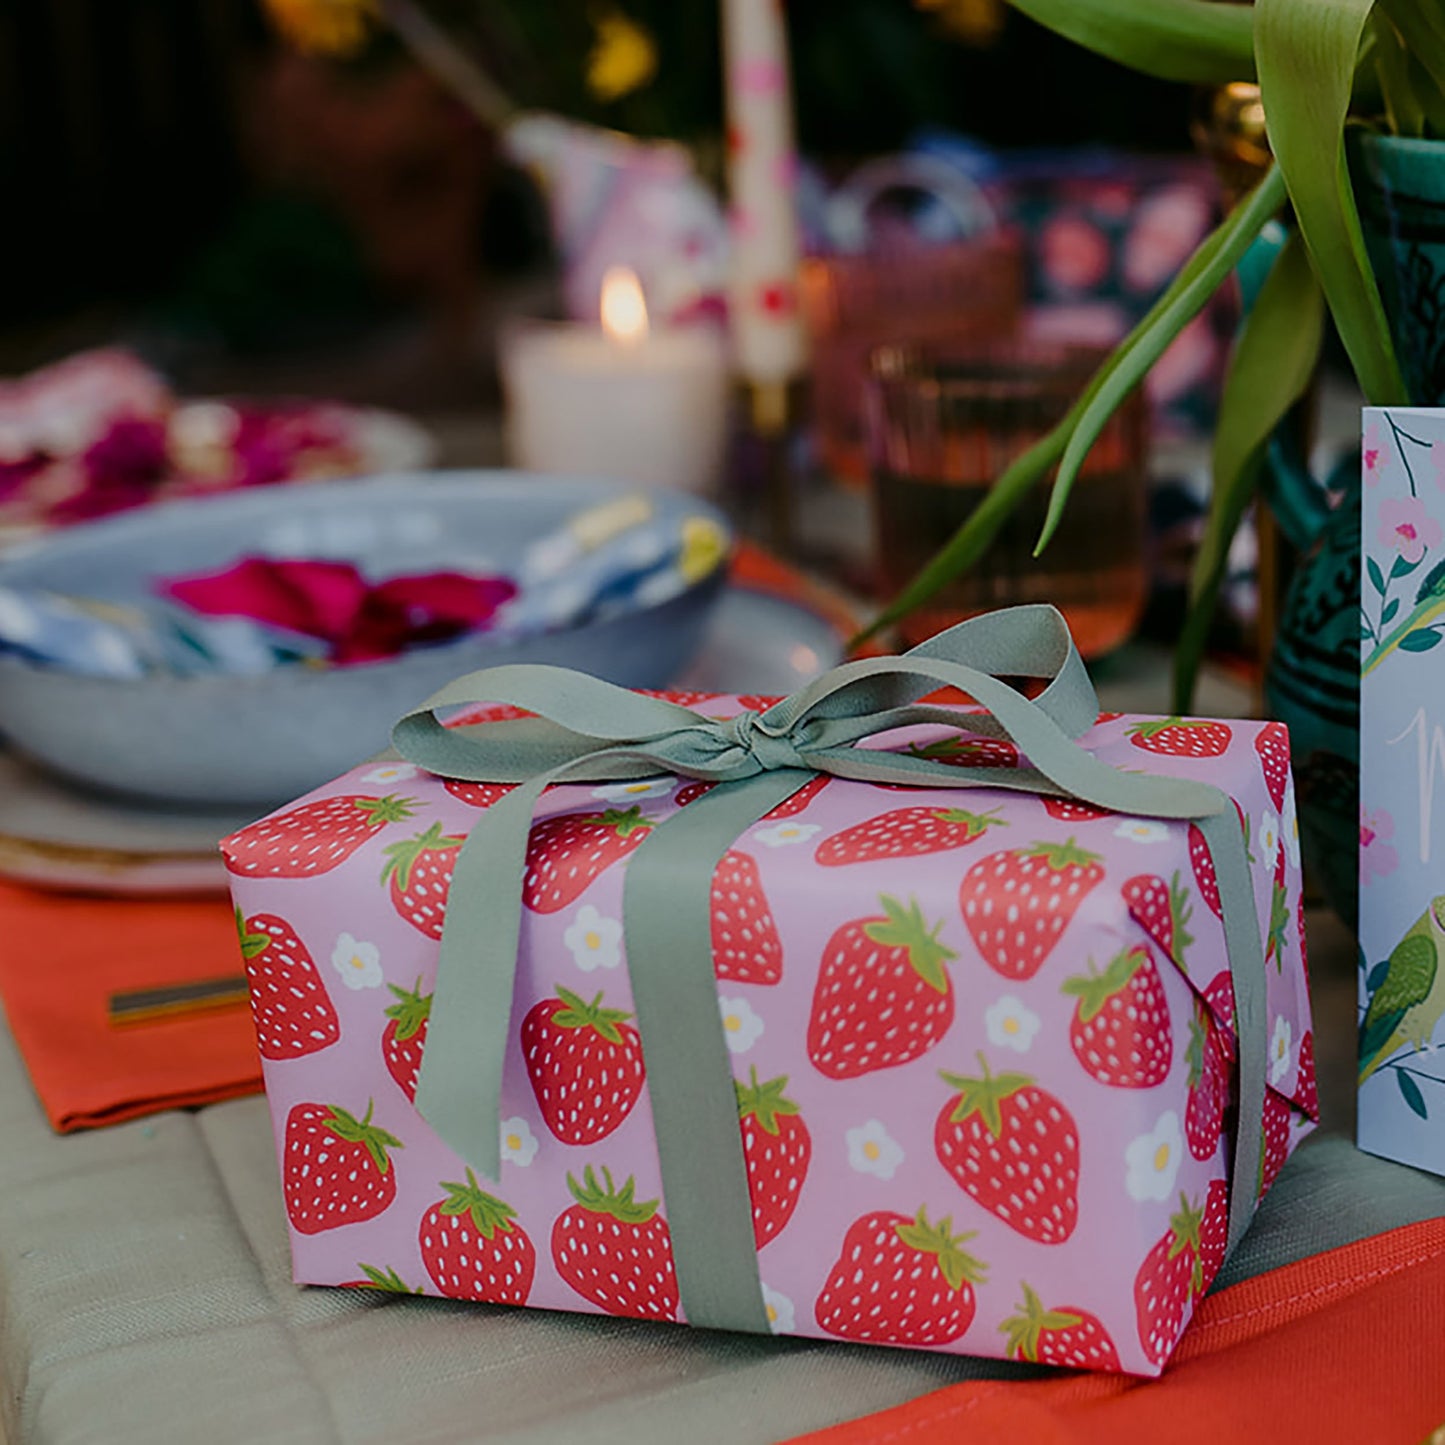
[0,882,259,1129]
[790,1216,1445,1445]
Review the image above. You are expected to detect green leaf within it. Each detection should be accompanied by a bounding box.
[1001,0,1256,83]
[1040,165,1289,556]
[1400,628,1443,651]
[1382,597,1402,623]
[1368,557,1387,595]
[1397,1068,1429,1118]
[1256,0,1409,405]
[1172,229,1325,711]
[1373,8,1428,137]
[1377,0,1445,133]
[1367,959,1391,991]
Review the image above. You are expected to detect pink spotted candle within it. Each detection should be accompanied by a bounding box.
[722,0,807,391]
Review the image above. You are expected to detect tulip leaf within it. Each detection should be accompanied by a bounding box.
[1036,164,1288,555]
[1002,0,1256,84]
[1256,0,1408,405]
[1172,231,1325,711]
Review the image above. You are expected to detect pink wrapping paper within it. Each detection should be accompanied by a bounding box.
[222,699,1316,1376]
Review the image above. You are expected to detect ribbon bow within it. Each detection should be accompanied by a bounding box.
[392,605,1267,1334]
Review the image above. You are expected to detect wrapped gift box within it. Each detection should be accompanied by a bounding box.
[1359,406,1445,1177]
[223,680,1314,1377]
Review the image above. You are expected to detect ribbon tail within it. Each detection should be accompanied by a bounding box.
[622,769,812,1334]
[414,777,550,1181]
[1194,807,1268,1253]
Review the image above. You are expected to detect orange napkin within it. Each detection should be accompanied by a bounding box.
[790,1217,1445,1445]
[0,881,260,1130]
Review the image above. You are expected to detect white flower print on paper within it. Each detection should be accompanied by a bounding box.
[564,905,623,972]
[1257,811,1281,868]
[499,1116,539,1167]
[718,995,764,1053]
[1125,1111,1184,1202]
[1281,784,1301,869]
[363,761,417,785]
[846,1120,904,1180]
[331,933,383,990]
[1115,818,1169,845]
[752,820,820,848]
[592,778,673,803]
[985,995,1041,1054]
[761,1283,795,1334]
[1270,1015,1294,1086]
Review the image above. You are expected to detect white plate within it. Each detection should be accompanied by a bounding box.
[0,584,850,896]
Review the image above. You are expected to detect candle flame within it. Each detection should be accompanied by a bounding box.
[600,266,649,343]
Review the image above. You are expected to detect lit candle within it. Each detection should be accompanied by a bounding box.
[723,0,807,388]
[500,267,730,494]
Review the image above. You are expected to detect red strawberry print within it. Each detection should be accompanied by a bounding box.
[224,793,414,877]
[635,687,719,708]
[959,839,1105,980]
[1122,872,1194,965]
[1197,1180,1230,1295]
[814,1208,985,1346]
[381,821,465,938]
[1201,970,1237,1061]
[381,979,431,1101]
[736,1068,811,1248]
[807,896,957,1078]
[1000,1283,1121,1371]
[738,693,785,712]
[1265,845,1291,971]
[1095,711,1124,724]
[419,1172,535,1304]
[1189,825,1223,920]
[1128,717,1233,759]
[1296,1030,1318,1119]
[1297,893,1309,977]
[1185,1000,1227,1160]
[235,909,339,1060]
[907,733,1019,769]
[447,703,535,727]
[521,987,645,1144]
[935,1057,1080,1244]
[342,1265,417,1292]
[1061,944,1173,1088]
[1135,1194,1206,1367]
[1042,796,1114,823]
[443,779,517,809]
[815,804,1001,867]
[1254,721,1290,811]
[551,1167,679,1320]
[282,1100,402,1235]
[523,806,653,913]
[1259,1089,1293,1196]
[763,773,831,818]
[712,850,783,984]
[675,780,716,808]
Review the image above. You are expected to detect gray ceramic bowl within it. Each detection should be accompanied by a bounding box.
[0,472,727,808]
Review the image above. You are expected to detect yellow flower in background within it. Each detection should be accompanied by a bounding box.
[262,0,380,58]
[678,516,729,584]
[587,8,659,103]
[915,0,1006,47]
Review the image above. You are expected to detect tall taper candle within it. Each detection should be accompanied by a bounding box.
[723,0,807,388]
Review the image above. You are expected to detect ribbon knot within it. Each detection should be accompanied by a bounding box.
[718,708,812,775]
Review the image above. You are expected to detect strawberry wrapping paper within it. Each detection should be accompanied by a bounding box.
[224,693,1315,1377]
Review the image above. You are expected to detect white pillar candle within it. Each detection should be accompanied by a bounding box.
[723,0,808,387]
[501,267,731,495]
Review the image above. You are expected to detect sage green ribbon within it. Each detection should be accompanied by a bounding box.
[392,604,1267,1335]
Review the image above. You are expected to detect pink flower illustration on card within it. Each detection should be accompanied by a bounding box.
[1363,421,1389,486]
[1360,806,1399,882]
[1378,496,1442,563]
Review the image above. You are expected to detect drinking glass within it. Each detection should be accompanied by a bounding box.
[867,341,1149,656]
